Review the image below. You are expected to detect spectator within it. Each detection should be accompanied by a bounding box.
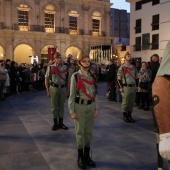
[106,59,117,101]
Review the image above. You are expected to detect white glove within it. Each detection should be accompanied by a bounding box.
[159,133,170,161]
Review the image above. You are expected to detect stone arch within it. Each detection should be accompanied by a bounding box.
[91,10,102,18]
[65,46,82,60]
[40,44,57,63]
[67,9,79,17]
[44,4,56,11]
[14,44,34,64]
[0,44,5,60]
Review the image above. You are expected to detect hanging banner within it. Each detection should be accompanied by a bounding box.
[48,47,56,61]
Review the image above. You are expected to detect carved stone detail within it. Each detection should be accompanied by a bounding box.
[82,5,89,11]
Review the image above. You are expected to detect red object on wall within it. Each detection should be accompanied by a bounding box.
[48,47,56,61]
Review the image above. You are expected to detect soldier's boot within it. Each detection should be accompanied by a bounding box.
[59,117,68,130]
[123,112,131,123]
[84,147,96,168]
[77,148,86,169]
[128,112,135,123]
[52,118,58,131]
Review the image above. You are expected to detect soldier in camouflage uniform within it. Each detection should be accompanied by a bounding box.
[68,54,99,169]
[117,52,138,123]
[45,52,70,131]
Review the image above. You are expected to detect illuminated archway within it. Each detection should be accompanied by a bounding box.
[0,46,5,60]
[14,44,33,63]
[65,46,81,60]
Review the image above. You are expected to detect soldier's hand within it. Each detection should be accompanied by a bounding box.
[71,113,78,119]
[47,91,50,97]
[159,133,170,160]
[94,109,99,117]
[119,88,124,93]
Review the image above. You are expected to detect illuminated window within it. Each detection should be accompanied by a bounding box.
[44,4,56,33]
[45,13,54,33]
[69,16,77,33]
[92,11,101,36]
[17,4,31,31]
[93,19,100,32]
[68,10,79,34]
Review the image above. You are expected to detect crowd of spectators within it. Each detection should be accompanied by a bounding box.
[0,59,48,101]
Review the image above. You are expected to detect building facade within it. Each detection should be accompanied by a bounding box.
[110,8,130,61]
[0,0,112,64]
[127,0,170,61]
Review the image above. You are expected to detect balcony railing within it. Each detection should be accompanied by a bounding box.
[0,24,106,37]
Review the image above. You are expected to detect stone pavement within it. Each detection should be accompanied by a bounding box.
[0,82,169,170]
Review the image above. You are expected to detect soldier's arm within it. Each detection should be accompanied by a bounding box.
[45,66,50,96]
[68,74,77,115]
[152,76,170,161]
[117,67,123,92]
[152,76,170,134]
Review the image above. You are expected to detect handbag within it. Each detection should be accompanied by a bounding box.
[139,82,148,90]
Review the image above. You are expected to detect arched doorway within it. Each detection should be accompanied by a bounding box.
[41,45,58,63]
[0,46,5,60]
[65,46,81,60]
[14,44,33,64]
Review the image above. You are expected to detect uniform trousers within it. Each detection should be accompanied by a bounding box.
[50,86,66,118]
[121,86,136,113]
[74,102,95,149]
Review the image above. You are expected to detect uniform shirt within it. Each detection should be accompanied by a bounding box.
[68,70,99,114]
[117,63,138,84]
[45,63,71,85]
[157,41,170,76]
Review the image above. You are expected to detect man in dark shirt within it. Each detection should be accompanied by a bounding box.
[150,54,160,84]
[106,60,117,101]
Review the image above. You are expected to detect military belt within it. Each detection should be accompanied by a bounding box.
[123,84,135,87]
[51,83,66,88]
[75,97,95,105]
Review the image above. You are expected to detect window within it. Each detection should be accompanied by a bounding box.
[68,10,79,34]
[45,13,54,33]
[135,37,141,51]
[44,4,56,33]
[18,10,29,31]
[152,14,159,30]
[92,11,101,36]
[17,4,31,31]
[93,19,100,32]
[151,34,159,49]
[152,0,160,5]
[69,16,77,34]
[18,10,29,26]
[135,19,141,34]
[135,1,142,10]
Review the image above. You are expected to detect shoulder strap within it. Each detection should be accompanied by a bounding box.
[122,66,127,85]
[74,72,79,97]
[65,65,69,85]
[88,70,97,95]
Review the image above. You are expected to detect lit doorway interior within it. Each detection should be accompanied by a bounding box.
[14,44,33,64]
[0,46,4,60]
[65,46,81,60]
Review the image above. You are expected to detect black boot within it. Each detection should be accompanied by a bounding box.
[77,148,86,169]
[84,147,96,168]
[128,112,135,123]
[123,112,131,123]
[59,118,68,130]
[52,118,58,131]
